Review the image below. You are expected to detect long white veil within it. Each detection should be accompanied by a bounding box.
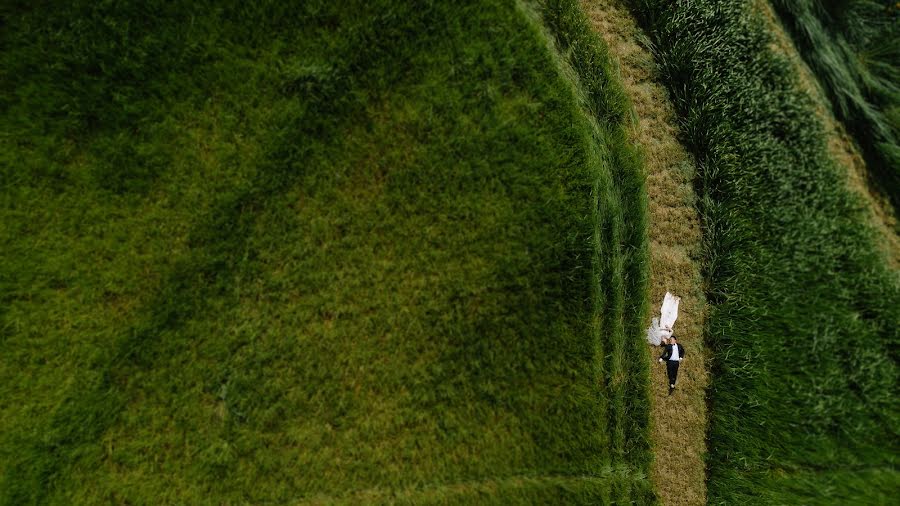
[647,292,680,346]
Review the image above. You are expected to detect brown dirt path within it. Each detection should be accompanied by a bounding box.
[579,1,708,504]
[757,0,900,268]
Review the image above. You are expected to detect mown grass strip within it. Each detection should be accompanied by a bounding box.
[625,0,899,503]
[578,0,711,502]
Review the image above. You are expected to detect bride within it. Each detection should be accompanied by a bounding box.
[647,292,680,346]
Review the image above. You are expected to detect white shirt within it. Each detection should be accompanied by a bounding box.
[670,344,681,361]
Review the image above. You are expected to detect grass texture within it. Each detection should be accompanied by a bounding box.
[577,1,711,503]
[0,0,651,503]
[771,0,900,213]
[625,0,900,503]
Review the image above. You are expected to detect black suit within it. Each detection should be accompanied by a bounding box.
[659,343,685,388]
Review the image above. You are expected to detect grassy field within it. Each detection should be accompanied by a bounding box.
[0,0,653,503]
[625,0,900,503]
[771,0,900,213]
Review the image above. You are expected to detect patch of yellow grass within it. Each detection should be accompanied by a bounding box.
[579,1,708,504]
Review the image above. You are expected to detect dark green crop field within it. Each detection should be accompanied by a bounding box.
[627,0,899,503]
[1,0,651,504]
[772,0,900,212]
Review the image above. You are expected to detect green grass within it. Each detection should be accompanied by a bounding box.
[625,0,900,503]
[531,0,652,476]
[0,0,652,503]
[771,0,900,213]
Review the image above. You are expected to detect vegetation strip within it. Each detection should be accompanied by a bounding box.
[578,1,709,503]
[756,0,900,267]
[770,0,900,213]
[527,0,653,476]
[624,0,899,503]
[293,468,645,504]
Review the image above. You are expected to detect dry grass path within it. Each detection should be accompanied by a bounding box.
[579,1,708,504]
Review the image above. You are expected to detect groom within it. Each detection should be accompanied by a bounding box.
[658,336,685,395]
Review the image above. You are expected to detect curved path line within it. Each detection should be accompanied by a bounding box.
[579,1,709,504]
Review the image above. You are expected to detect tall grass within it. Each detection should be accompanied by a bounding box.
[625,0,899,503]
[771,0,900,212]
[530,0,652,478]
[1,0,652,503]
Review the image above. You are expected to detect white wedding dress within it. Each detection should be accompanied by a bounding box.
[646,292,680,346]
